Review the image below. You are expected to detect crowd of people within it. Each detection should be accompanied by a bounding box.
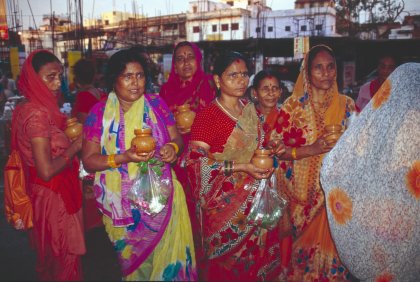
[4,41,419,282]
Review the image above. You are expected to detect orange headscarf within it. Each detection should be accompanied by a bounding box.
[292,44,347,126]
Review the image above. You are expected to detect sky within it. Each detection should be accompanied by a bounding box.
[11,0,295,30]
[8,0,420,30]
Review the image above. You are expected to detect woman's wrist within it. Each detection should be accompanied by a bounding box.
[167,142,179,155]
[107,154,121,168]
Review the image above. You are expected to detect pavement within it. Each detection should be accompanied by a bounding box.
[0,154,122,281]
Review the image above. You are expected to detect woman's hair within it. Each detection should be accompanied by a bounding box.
[252,69,281,89]
[173,41,193,55]
[212,51,248,76]
[105,49,149,91]
[306,45,335,76]
[73,58,96,85]
[31,51,61,73]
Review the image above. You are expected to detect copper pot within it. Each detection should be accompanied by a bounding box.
[131,128,156,156]
[64,117,83,141]
[175,103,196,133]
[251,149,274,169]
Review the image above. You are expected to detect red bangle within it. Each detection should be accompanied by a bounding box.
[61,153,71,165]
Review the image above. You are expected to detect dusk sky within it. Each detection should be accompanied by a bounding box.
[9,0,420,30]
[14,0,295,29]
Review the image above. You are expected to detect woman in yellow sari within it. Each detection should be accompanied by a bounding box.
[270,45,356,281]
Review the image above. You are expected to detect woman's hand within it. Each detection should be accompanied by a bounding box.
[312,136,334,155]
[160,143,177,163]
[240,163,274,180]
[69,134,82,153]
[268,139,286,158]
[123,147,155,163]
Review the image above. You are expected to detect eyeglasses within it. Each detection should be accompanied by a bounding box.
[175,55,195,64]
[224,71,249,81]
[258,86,281,95]
[120,72,145,82]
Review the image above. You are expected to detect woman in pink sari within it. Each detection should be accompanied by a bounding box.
[160,41,216,274]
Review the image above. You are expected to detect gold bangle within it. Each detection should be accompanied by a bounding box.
[291,147,297,160]
[167,142,179,154]
[107,154,121,168]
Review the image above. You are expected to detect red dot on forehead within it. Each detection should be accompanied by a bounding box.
[235,59,241,63]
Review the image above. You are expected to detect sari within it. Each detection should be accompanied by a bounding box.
[84,93,197,281]
[13,50,85,280]
[270,45,356,281]
[187,101,283,281]
[320,63,420,281]
[159,41,216,274]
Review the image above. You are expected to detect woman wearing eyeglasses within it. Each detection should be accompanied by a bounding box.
[82,49,197,280]
[186,51,286,281]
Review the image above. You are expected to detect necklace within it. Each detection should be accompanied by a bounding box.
[215,98,243,122]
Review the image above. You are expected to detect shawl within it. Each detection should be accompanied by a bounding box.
[94,92,174,275]
[159,41,215,112]
[320,63,420,281]
[15,49,66,131]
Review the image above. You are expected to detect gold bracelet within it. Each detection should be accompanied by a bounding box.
[107,154,121,168]
[291,147,297,160]
[167,142,179,154]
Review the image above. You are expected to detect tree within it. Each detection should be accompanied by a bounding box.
[335,0,406,36]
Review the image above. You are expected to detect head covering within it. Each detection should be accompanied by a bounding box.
[160,41,212,109]
[291,44,346,126]
[320,63,420,281]
[16,49,66,130]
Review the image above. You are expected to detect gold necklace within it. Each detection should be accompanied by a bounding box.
[215,98,243,121]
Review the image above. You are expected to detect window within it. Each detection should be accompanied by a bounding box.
[193,26,200,33]
[256,27,261,33]
[221,24,229,31]
[316,24,322,30]
[163,24,177,31]
[105,20,109,25]
[268,26,273,32]
[193,6,197,13]
[212,25,217,32]
[231,23,239,30]
[301,25,307,31]
[285,26,290,31]
[227,1,234,6]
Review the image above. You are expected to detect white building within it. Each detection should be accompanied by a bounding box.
[186,0,339,42]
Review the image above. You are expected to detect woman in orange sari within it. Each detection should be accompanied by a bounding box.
[269,45,356,281]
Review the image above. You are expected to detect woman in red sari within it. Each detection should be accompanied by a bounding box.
[11,50,85,280]
[159,41,216,275]
[186,51,286,281]
[251,70,293,278]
